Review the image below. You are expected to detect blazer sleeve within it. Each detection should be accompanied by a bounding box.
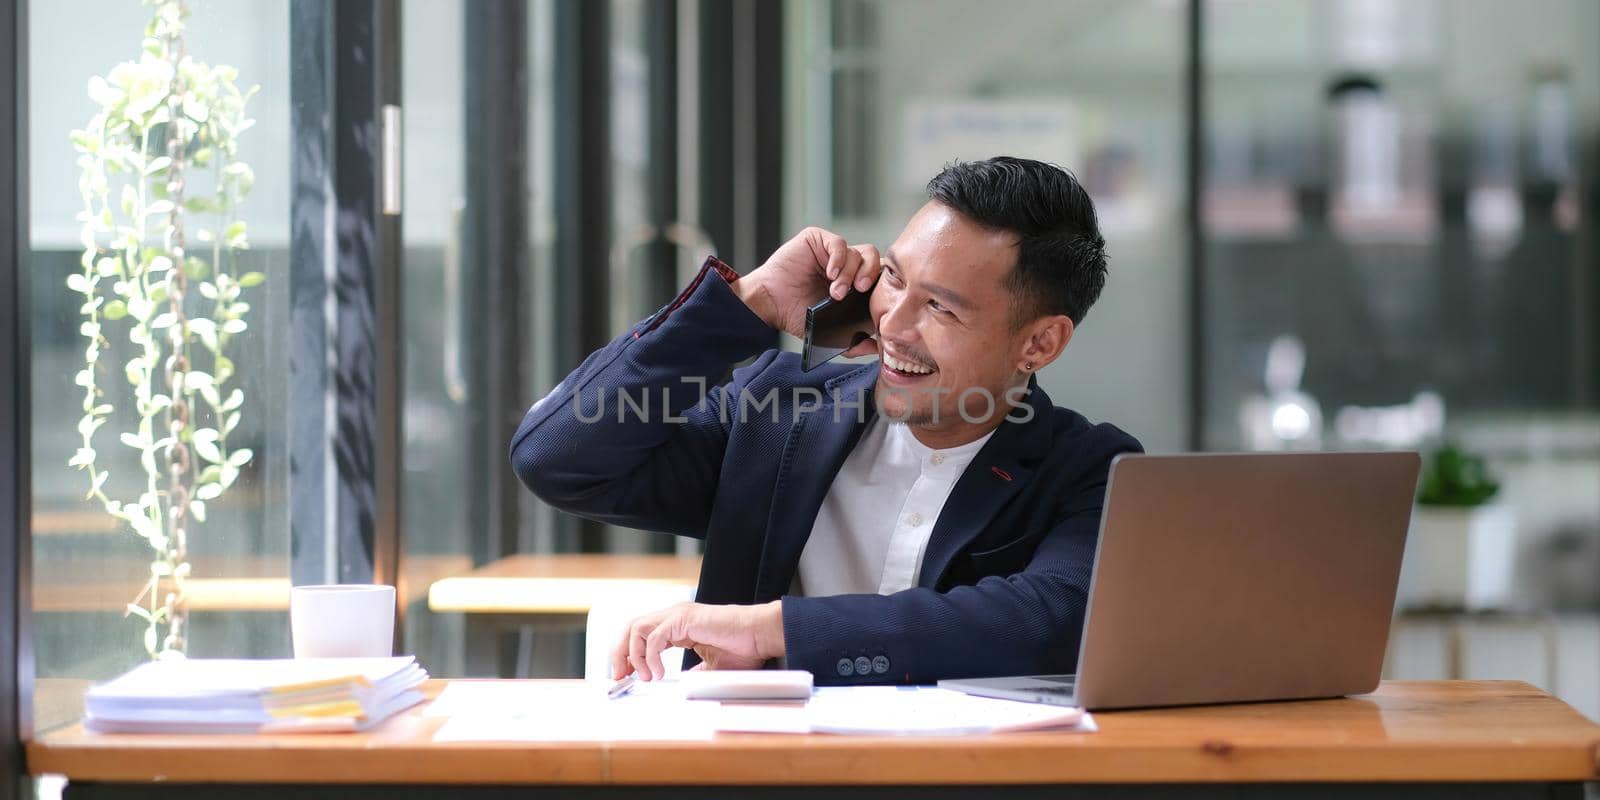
[508,256,776,537]
[779,427,1142,684]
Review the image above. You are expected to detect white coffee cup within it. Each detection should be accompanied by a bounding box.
[290,584,395,658]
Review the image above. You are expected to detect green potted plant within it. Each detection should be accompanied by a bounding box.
[1398,444,1516,611]
[66,0,261,659]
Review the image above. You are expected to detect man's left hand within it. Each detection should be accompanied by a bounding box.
[611,600,785,681]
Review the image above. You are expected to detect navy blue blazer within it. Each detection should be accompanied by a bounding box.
[510,257,1142,685]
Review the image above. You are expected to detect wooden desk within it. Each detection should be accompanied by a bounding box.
[26,680,1600,799]
[428,554,701,677]
[33,554,472,613]
[427,554,701,615]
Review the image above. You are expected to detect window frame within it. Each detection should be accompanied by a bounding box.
[2,0,35,794]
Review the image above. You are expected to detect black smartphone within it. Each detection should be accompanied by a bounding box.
[802,288,875,372]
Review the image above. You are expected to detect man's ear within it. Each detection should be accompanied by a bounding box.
[1017,315,1074,372]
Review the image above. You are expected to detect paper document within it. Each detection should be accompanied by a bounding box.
[430,681,718,742]
[806,686,1095,736]
[428,681,1094,740]
[711,702,812,734]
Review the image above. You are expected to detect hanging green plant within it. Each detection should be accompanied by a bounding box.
[66,0,262,659]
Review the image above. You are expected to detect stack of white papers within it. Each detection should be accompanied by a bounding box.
[84,656,428,734]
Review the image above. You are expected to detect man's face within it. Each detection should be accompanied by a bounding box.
[870,201,1029,431]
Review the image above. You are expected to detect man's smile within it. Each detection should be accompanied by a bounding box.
[880,344,938,380]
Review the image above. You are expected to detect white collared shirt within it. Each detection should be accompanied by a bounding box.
[792,415,995,597]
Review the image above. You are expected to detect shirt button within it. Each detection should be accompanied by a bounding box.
[854,656,873,676]
[906,512,924,527]
[872,655,890,674]
[930,453,946,466]
[836,658,855,677]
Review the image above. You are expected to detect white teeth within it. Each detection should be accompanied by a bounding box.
[884,353,934,375]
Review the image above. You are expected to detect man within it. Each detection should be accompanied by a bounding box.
[510,156,1141,686]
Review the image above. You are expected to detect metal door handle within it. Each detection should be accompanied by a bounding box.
[443,201,467,404]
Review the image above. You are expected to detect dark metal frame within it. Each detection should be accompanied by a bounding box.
[327,0,403,590]
[1582,14,1600,412]
[462,0,530,567]
[698,0,733,268]
[1,0,33,796]
[287,0,405,639]
[698,0,786,272]
[1185,0,1205,451]
[371,0,405,634]
[644,0,682,310]
[746,0,786,266]
[551,0,612,553]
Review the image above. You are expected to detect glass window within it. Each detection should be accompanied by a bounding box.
[400,0,603,678]
[1203,0,1600,696]
[1203,0,1600,451]
[785,0,1191,452]
[30,0,290,732]
[400,0,474,678]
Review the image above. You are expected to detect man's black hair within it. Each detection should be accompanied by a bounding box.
[926,156,1107,326]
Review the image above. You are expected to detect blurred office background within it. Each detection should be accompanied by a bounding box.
[16,0,1600,731]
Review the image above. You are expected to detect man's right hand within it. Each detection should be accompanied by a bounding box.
[734,227,883,346]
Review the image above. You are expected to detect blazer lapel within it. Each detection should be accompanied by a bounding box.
[918,377,1055,589]
[753,364,879,600]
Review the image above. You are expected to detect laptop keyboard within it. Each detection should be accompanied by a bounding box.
[1030,684,1077,695]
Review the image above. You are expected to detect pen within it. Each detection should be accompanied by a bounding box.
[607,673,637,700]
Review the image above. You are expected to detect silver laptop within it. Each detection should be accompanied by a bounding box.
[939,452,1420,710]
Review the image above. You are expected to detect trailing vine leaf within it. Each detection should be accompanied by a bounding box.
[69,0,261,660]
